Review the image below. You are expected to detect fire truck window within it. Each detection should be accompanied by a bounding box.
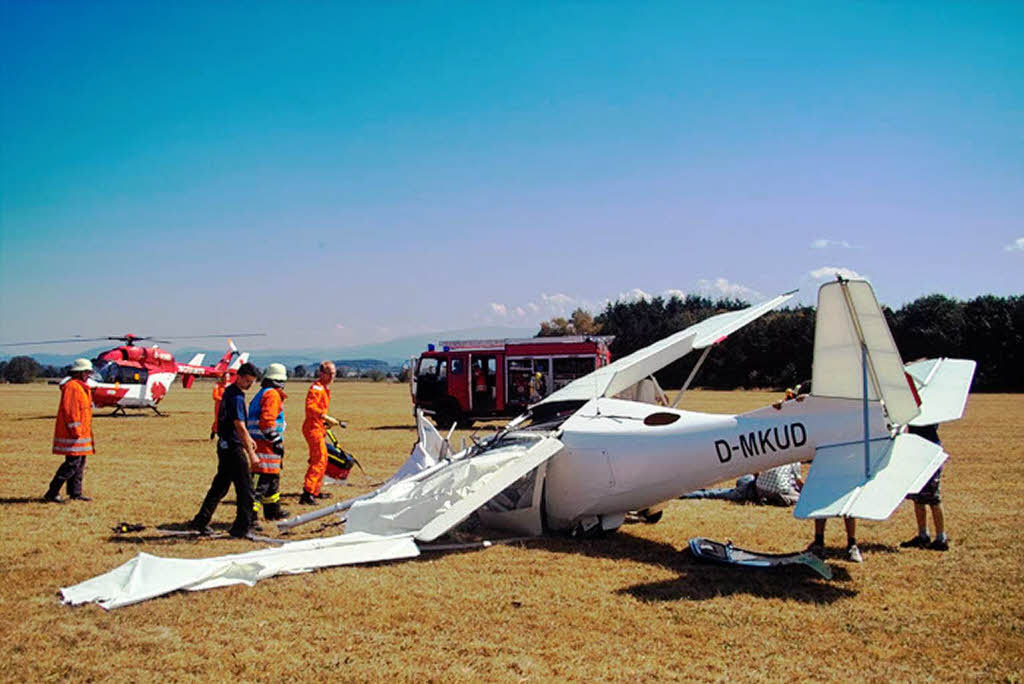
[553,357,596,389]
[418,358,439,377]
[438,360,448,380]
[451,359,463,375]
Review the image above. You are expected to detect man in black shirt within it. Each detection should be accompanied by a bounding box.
[189,362,261,537]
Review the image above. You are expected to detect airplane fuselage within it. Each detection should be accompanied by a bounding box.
[542,395,890,531]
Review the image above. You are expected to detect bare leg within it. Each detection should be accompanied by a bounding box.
[814,518,826,539]
[932,504,945,537]
[843,517,857,545]
[914,503,928,536]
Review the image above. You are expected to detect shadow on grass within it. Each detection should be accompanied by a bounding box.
[107,521,234,544]
[855,541,900,555]
[0,496,48,504]
[370,425,417,431]
[540,532,857,604]
[94,412,168,419]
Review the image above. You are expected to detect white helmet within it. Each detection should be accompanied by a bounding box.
[70,358,93,373]
[264,363,287,382]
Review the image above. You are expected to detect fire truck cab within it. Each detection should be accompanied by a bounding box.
[411,336,613,428]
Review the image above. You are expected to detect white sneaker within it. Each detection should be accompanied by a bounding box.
[847,544,863,563]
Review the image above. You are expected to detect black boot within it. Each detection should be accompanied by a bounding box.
[299,491,315,505]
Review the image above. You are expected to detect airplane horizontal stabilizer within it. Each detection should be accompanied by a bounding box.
[794,433,946,521]
[906,358,977,426]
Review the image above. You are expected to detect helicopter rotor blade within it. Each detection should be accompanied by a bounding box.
[0,337,111,347]
[154,333,266,340]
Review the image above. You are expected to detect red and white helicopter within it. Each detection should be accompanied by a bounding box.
[3,334,260,414]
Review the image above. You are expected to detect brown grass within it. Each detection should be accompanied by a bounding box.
[1,381,1022,682]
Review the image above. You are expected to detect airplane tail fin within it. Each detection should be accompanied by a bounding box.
[810,278,920,426]
[795,433,946,521]
[798,279,974,522]
[185,353,205,366]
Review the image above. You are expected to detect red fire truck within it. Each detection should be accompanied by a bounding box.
[411,336,613,428]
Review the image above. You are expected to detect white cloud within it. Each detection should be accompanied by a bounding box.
[662,288,687,300]
[514,306,526,317]
[489,302,508,317]
[696,278,763,302]
[810,239,853,249]
[1004,237,1024,252]
[541,293,575,307]
[809,266,866,281]
[617,288,652,302]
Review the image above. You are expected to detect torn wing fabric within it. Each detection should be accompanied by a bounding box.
[535,291,796,406]
[794,433,946,521]
[346,436,564,541]
[905,358,977,426]
[59,532,420,610]
[384,410,446,486]
[811,280,920,426]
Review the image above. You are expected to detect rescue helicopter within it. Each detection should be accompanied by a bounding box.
[2,334,261,415]
[59,278,977,608]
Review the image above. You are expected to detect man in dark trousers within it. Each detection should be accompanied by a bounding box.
[189,362,261,537]
[45,358,96,502]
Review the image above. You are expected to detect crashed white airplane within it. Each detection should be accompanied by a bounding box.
[61,278,976,609]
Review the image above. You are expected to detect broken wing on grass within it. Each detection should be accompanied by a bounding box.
[60,436,564,609]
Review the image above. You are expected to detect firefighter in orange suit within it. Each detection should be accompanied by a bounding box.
[300,361,340,505]
[247,363,289,520]
[45,358,96,502]
[210,373,228,440]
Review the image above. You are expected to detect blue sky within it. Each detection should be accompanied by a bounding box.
[2,1,1021,353]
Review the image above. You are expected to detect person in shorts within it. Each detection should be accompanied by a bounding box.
[900,423,949,551]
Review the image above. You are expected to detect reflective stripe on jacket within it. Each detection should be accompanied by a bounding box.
[302,383,331,437]
[53,378,94,456]
[247,387,286,473]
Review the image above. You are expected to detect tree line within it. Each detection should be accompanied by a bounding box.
[0,357,69,383]
[537,293,1024,392]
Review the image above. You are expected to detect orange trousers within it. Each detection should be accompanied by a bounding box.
[303,431,328,495]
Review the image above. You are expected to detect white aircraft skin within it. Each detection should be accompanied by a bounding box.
[542,395,889,531]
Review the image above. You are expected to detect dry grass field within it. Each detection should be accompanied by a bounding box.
[1,380,1022,682]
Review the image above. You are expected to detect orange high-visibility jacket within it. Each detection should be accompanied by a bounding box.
[253,388,286,474]
[53,378,94,456]
[212,383,225,415]
[302,382,331,437]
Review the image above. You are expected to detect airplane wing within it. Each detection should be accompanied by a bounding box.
[905,358,976,426]
[61,434,564,608]
[534,291,797,407]
[346,435,564,541]
[794,433,946,521]
[60,532,420,610]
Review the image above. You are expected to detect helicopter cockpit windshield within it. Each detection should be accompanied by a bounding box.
[93,361,148,385]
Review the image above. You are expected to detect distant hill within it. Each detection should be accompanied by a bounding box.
[3,326,536,370]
